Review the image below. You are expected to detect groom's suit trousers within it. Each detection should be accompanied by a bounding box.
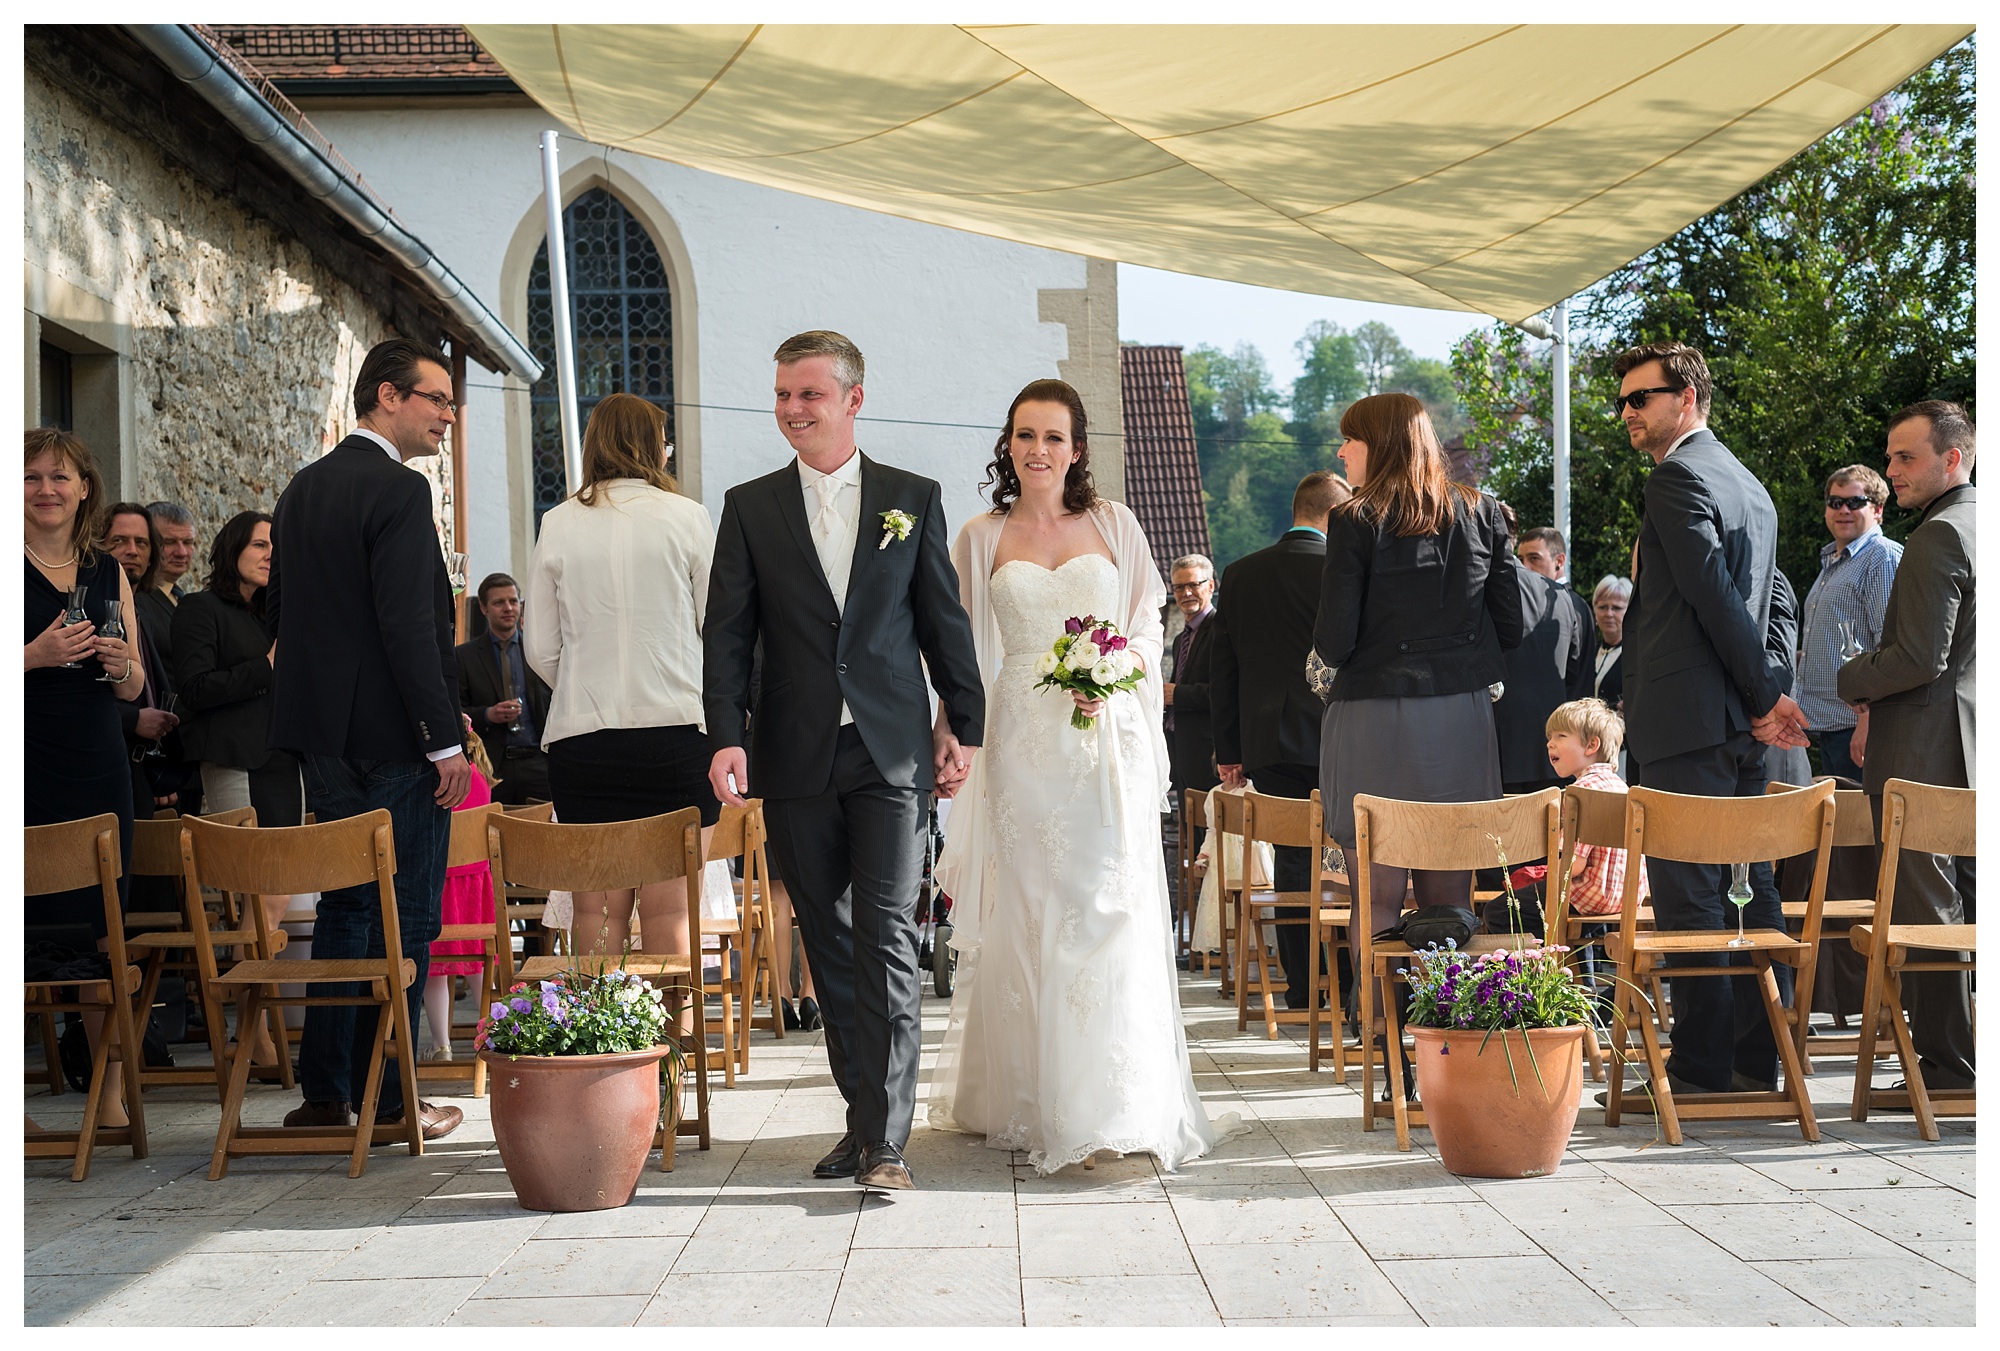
[765,724,928,1148]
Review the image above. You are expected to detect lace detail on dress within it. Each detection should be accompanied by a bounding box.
[991,789,1019,862]
[1065,970,1103,1030]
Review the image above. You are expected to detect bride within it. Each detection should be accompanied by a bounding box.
[929,378,1236,1174]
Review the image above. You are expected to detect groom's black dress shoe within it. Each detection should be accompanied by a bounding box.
[813,1132,863,1179]
[855,1141,914,1191]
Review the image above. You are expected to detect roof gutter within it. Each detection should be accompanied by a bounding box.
[125,23,543,384]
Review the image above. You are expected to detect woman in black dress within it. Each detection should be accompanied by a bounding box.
[24,428,146,1124]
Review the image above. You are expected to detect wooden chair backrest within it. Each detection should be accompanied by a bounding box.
[1243,790,1322,849]
[24,813,123,897]
[1184,788,1209,830]
[504,801,556,822]
[1764,780,1876,848]
[131,806,257,878]
[1626,781,1834,866]
[182,810,398,897]
[448,802,503,869]
[1562,784,1628,852]
[486,807,704,894]
[1881,779,1975,859]
[1353,788,1560,875]
[708,802,757,863]
[1212,790,1246,836]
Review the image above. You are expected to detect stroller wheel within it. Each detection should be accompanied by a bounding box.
[932,923,955,999]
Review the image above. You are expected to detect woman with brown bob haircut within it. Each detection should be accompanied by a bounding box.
[524,392,716,977]
[1313,392,1523,975]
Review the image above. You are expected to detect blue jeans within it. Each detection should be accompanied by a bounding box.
[298,754,448,1114]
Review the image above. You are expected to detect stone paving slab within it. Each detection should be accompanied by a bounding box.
[21,973,1975,1326]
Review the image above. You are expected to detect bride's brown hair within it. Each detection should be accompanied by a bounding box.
[981,379,1098,514]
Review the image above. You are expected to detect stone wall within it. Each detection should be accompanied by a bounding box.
[24,57,455,552]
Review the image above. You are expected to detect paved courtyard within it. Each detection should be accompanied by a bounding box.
[24,975,1976,1326]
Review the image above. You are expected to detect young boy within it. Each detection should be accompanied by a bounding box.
[1484,698,1645,938]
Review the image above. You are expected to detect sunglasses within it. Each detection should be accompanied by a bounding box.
[1613,386,1680,414]
[1826,494,1875,512]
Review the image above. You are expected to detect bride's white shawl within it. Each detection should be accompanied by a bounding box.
[934,499,1169,957]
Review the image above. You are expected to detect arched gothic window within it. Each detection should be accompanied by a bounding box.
[526,188,674,524]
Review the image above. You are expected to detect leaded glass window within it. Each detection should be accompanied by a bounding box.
[526,188,674,525]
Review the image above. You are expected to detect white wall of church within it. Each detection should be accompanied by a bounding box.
[306,107,1110,584]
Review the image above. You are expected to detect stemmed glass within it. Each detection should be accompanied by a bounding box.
[1837,621,1866,665]
[1726,862,1754,947]
[59,583,91,668]
[447,551,469,598]
[95,599,127,682]
[144,693,180,758]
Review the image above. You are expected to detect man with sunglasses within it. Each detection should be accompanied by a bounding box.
[1794,467,1902,781]
[1613,341,1806,1101]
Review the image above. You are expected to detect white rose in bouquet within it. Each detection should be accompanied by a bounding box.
[1090,657,1120,685]
[1066,639,1102,670]
[1111,650,1137,679]
[1033,650,1060,677]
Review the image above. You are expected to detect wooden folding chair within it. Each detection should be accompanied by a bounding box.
[1178,788,1208,968]
[123,807,292,1098]
[1764,781,1879,1070]
[489,807,711,1169]
[1602,780,1836,1146]
[25,814,149,1180]
[703,801,778,1084]
[494,800,556,992]
[1354,789,1563,1150]
[399,801,506,1097]
[1211,791,1252,1001]
[1237,790,1324,1039]
[1548,786,1636,1084]
[192,810,424,1179]
[1306,820,1352,1075]
[1850,779,1976,1140]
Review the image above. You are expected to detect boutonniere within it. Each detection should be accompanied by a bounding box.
[878,509,916,550]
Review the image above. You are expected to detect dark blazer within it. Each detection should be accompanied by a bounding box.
[703,454,985,797]
[1212,528,1327,771]
[458,631,552,766]
[1168,611,1220,791]
[1622,429,1787,765]
[1315,492,1523,701]
[172,589,279,770]
[1838,483,1975,792]
[266,436,460,762]
[134,585,180,674]
[1494,565,1596,782]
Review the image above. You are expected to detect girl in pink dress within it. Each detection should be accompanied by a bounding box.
[422,719,497,1060]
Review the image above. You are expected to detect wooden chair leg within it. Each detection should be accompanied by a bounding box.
[390,983,425,1159]
[1605,978,1630,1127]
[1758,960,1818,1142]
[1234,899,1252,1032]
[1358,951,1377,1131]
[207,987,263,1181]
[112,976,149,1161]
[350,1000,393,1179]
[1851,938,1887,1122]
[33,993,65,1095]
[1882,968,1940,1142]
[1255,911,1281,1040]
[1633,977,1681,1146]
[69,995,118,1182]
[1381,963,1413,1152]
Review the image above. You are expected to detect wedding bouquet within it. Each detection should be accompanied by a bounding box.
[1034,614,1144,730]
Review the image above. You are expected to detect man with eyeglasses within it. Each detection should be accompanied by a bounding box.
[1793,466,1902,782]
[1611,340,1804,1102]
[1164,553,1220,802]
[267,336,470,1143]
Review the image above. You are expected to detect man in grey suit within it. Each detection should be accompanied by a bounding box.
[1614,341,1807,1098]
[1838,400,1976,1090]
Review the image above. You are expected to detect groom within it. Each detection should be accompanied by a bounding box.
[706,330,986,1190]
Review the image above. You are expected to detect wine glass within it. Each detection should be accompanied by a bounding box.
[60,583,91,668]
[145,693,180,758]
[95,599,127,682]
[1837,621,1866,665]
[1726,862,1754,947]
[447,551,469,598]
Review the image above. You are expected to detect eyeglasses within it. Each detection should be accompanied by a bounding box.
[1172,581,1211,594]
[402,387,457,415]
[1826,494,1875,512]
[1613,386,1680,415]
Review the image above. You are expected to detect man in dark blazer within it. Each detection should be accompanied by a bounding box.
[1615,341,1804,1098]
[1213,471,1348,1009]
[705,331,984,1191]
[1839,400,1976,1090]
[457,572,553,805]
[268,337,470,1141]
[1165,553,1220,804]
[1495,530,1596,793]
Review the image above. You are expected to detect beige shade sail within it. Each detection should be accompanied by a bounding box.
[469,23,1970,322]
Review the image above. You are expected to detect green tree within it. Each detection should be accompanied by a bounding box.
[1185,343,1301,568]
[1353,320,1413,395]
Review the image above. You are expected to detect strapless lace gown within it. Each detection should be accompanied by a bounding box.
[930,554,1232,1173]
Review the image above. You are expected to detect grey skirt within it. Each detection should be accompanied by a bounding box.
[1320,690,1503,847]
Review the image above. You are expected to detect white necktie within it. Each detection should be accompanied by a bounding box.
[811,476,848,607]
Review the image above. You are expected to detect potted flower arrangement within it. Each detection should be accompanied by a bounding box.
[476,964,686,1212]
[1399,862,1595,1178]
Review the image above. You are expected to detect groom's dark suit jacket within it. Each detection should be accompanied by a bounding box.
[703,454,986,798]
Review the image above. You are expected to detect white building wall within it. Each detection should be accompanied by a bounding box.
[308,107,1101,584]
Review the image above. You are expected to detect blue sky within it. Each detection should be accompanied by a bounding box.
[1116,262,1495,389]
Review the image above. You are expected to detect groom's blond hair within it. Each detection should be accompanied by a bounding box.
[774,330,865,393]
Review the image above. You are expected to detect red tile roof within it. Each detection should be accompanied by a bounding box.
[1120,345,1214,586]
[206,26,512,85]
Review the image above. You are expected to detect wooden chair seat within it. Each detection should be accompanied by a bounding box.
[1850,922,1977,956]
[213,957,417,987]
[1630,929,1803,955]
[1785,898,1874,923]
[515,954,694,983]
[24,964,142,996]
[123,910,183,929]
[126,927,287,955]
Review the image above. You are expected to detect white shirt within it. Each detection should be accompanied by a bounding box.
[1662,425,1705,460]
[798,452,864,725]
[351,427,458,761]
[524,479,715,746]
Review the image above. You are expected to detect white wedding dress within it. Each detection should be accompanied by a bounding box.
[929,546,1237,1174]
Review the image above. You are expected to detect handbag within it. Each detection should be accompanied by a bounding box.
[1394,904,1478,950]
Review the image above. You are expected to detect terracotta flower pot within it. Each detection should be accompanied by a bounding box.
[479,1045,671,1211]
[1410,1024,1585,1179]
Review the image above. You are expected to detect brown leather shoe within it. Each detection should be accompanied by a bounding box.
[377,1100,463,1141]
[854,1141,913,1191]
[283,1099,352,1128]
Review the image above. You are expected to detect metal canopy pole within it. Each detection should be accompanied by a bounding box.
[539,130,583,497]
[1552,297,1571,567]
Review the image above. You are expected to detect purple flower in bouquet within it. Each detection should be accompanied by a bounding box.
[1065,617,1084,634]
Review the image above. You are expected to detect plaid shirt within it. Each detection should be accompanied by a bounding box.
[1795,527,1902,732]
[1566,761,1645,916]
